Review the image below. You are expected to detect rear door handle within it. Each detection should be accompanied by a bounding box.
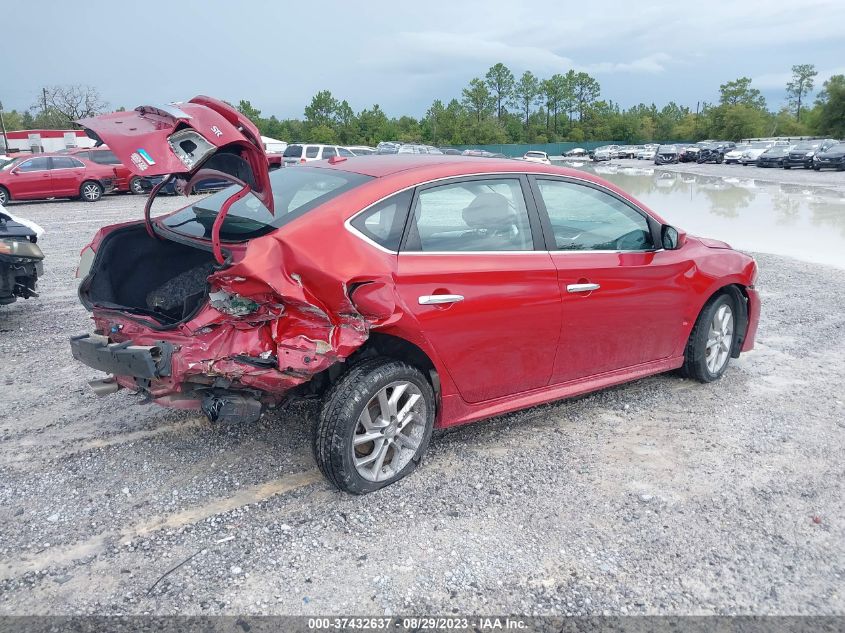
[418,294,464,305]
[566,283,600,293]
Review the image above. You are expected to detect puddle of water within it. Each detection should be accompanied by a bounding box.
[562,163,845,269]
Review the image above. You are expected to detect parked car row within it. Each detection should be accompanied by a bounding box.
[594,138,845,171]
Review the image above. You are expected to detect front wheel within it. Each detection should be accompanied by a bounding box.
[314,357,435,494]
[80,181,103,202]
[0,186,8,205]
[681,293,737,383]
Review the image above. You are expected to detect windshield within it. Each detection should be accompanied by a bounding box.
[794,142,820,151]
[1,158,22,171]
[658,145,677,152]
[525,152,545,158]
[749,142,770,149]
[161,167,373,241]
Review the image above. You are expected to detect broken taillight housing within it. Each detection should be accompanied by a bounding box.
[167,129,216,170]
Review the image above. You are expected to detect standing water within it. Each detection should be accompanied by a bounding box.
[566,163,845,269]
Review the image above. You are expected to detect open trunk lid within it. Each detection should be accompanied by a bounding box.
[76,96,273,213]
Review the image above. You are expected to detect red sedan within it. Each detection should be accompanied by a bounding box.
[70,97,760,494]
[0,155,116,205]
[63,147,138,193]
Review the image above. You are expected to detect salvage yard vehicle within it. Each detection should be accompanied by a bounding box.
[812,142,845,171]
[0,204,44,305]
[783,139,839,169]
[723,144,749,165]
[653,144,680,165]
[282,143,355,166]
[696,141,735,164]
[61,146,138,193]
[522,150,552,165]
[69,96,761,494]
[756,145,791,168]
[0,154,115,205]
[591,145,619,161]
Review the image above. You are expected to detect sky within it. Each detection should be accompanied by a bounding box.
[2,0,844,119]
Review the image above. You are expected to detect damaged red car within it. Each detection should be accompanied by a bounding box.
[70,96,760,494]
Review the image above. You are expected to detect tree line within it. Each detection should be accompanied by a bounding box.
[2,64,843,148]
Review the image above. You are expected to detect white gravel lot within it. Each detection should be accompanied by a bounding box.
[0,186,843,616]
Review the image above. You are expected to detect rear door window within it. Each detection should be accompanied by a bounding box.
[305,146,320,159]
[403,178,534,252]
[52,157,85,169]
[90,150,120,165]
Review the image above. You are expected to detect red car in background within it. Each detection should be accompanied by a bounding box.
[62,147,139,193]
[69,96,760,494]
[0,155,115,205]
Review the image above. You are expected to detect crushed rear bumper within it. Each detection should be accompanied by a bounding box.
[69,333,173,379]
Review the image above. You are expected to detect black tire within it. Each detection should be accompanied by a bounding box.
[783,165,791,170]
[129,177,145,195]
[813,166,821,171]
[314,357,435,494]
[681,293,738,383]
[0,186,9,206]
[80,181,103,202]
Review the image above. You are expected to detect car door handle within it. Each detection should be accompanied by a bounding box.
[418,294,464,305]
[566,283,600,293]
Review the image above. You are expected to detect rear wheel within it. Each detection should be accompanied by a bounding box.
[681,293,737,383]
[80,181,103,202]
[314,357,435,494]
[0,186,8,205]
[129,177,145,195]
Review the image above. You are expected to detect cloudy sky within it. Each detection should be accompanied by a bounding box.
[4,0,844,118]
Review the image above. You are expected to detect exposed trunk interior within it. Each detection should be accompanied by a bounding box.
[85,225,217,325]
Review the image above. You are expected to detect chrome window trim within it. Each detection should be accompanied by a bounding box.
[343,170,662,255]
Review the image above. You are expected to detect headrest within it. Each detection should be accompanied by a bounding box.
[462,193,515,231]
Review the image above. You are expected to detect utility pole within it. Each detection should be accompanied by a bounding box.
[0,101,9,155]
[42,88,48,113]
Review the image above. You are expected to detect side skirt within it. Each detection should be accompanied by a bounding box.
[436,355,685,429]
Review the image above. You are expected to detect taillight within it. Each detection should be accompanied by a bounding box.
[300,158,306,164]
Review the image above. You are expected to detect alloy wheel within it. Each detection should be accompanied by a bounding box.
[0,190,6,205]
[705,303,734,374]
[353,380,427,482]
[83,183,101,201]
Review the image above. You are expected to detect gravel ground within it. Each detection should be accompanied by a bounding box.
[586,158,845,191]
[1,191,844,616]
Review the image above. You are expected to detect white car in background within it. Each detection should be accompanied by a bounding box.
[282,144,355,166]
[637,145,657,161]
[522,151,552,165]
[724,144,750,164]
[740,141,784,165]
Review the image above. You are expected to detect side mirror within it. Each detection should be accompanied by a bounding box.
[661,224,686,250]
